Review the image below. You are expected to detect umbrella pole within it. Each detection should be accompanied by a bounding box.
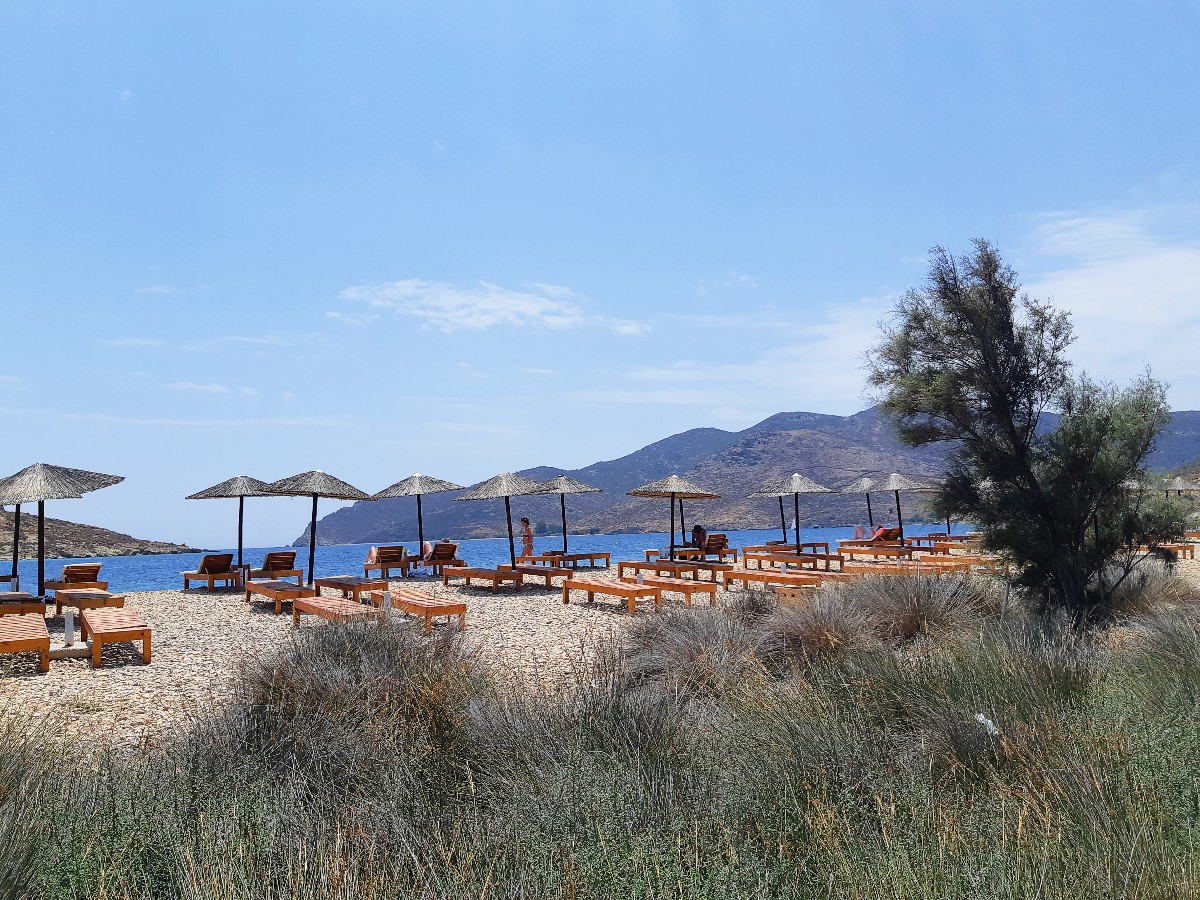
[10,503,19,590]
[560,493,569,554]
[866,493,875,529]
[307,495,318,586]
[669,493,676,561]
[794,493,801,555]
[504,496,516,568]
[678,498,686,544]
[237,496,245,567]
[37,500,45,597]
[778,497,787,541]
[416,494,425,555]
[894,489,904,543]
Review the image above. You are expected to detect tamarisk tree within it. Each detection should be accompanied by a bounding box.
[868,239,1184,616]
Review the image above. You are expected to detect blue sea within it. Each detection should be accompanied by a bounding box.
[8,525,974,593]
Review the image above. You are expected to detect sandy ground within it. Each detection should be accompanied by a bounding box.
[0,564,716,755]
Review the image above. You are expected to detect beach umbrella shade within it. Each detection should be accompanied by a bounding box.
[839,476,878,529]
[0,463,124,596]
[627,476,720,561]
[537,476,602,553]
[454,473,548,567]
[871,473,938,542]
[752,473,833,554]
[267,471,371,586]
[1163,476,1200,498]
[372,474,465,553]
[186,475,275,567]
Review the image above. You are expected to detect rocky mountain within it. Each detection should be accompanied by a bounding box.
[296,406,1200,546]
[0,510,197,560]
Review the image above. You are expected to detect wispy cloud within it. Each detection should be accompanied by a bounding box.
[697,271,759,295]
[519,366,560,376]
[0,406,352,429]
[166,382,229,394]
[98,338,163,348]
[239,387,260,396]
[0,375,23,390]
[339,278,649,335]
[136,284,179,295]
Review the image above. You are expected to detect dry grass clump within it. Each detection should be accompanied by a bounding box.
[1103,558,1200,618]
[623,607,767,699]
[822,573,995,643]
[762,593,879,666]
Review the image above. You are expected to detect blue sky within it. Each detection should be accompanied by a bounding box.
[3,3,1200,547]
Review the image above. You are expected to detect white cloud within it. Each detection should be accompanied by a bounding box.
[136,285,178,295]
[166,382,229,393]
[1024,211,1200,406]
[281,390,297,400]
[0,375,23,390]
[339,278,648,335]
[519,367,560,376]
[240,387,260,396]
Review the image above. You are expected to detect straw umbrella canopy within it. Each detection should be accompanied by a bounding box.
[537,476,602,553]
[185,476,275,567]
[872,472,938,542]
[1163,476,1200,498]
[372,474,465,553]
[752,473,833,554]
[839,476,878,529]
[0,463,124,596]
[454,473,547,567]
[626,476,720,561]
[266,471,371,586]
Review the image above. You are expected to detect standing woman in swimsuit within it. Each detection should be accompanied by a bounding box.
[519,517,535,557]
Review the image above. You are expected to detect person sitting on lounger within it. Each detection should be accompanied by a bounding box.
[853,524,867,540]
[685,524,708,548]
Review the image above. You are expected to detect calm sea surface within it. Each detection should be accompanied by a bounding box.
[9,525,975,593]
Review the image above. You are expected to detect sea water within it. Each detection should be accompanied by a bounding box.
[7,525,975,593]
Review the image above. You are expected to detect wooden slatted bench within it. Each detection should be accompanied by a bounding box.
[519,551,611,569]
[0,592,46,617]
[81,607,151,668]
[314,576,388,602]
[371,588,467,633]
[0,614,50,672]
[54,588,125,618]
[500,565,575,587]
[246,579,316,614]
[741,551,843,571]
[561,578,660,614]
[1139,542,1197,560]
[722,570,823,591]
[616,560,699,580]
[443,567,523,592]
[293,596,381,627]
[690,562,736,582]
[839,545,915,562]
[619,574,718,606]
[363,546,410,579]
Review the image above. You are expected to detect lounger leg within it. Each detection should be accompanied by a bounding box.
[91,640,102,668]
[292,606,301,627]
[562,585,570,604]
[424,613,432,634]
[627,596,636,614]
[39,648,49,673]
[276,597,282,615]
[457,612,466,631]
[142,631,151,663]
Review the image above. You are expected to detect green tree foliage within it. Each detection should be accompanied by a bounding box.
[868,239,1185,617]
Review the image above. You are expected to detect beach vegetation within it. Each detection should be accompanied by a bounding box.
[868,240,1187,618]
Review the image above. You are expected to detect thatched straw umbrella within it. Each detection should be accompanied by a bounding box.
[627,476,720,561]
[751,473,832,554]
[267,471,371,586]
[1163,476,1200,498]
[538,476,602,553]
[839,476,878,529]
[0,463,124,596]
[455,473,547,567]
[371,474,464,553]
[871,473,938,542]
[185,475,275,567]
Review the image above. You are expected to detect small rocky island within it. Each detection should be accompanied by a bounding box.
[0,509,197,559]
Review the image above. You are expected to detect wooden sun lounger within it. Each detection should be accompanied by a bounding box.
[246,579,316,614]
[616,560,699,580]
[500,564,576,587]
[363,546,410,579]
[293,596,381,627]
[54,588,125,618]
[182,553,243,590]
[0,593,46,617]
[443,567,523,592]
[371,588,467,633]
[561,578,661,614]
[0,614,51,672]
[81,607,151,668]
[741,550,843,571]
[689,562,736,582]
[619,574,718,606]
[722,570,823,591]
[839,545,915,562]
[518,551,611,569]
[249,552,304,585]
[314,576,388,602]
[1139,542,1197,560]
[44,564,107,593]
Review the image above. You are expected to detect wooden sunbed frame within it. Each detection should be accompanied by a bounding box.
[0,614,50,672]
[44,564,106,593]
[722,570,823,591]
[0,592,46,617]
[81,607,151,668]
[54,588,125,619]
[292,596,380,627]
[363,546,410,579]
[616,560,699,580]
[370,588,467,633]
[249,552,304,585]
[246,579,316,614]
[182,553,243,590]
[442,567,523,592]
[561,577,661,614]
[313,576,387,602]
[619,574,717,606]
